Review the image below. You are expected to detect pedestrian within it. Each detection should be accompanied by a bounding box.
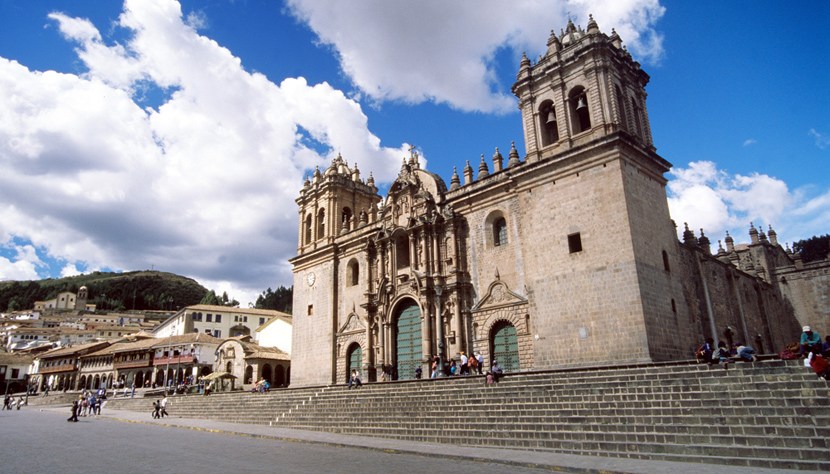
[736,342,757,362]
[131,383,136,398]
[800,326,822,357]
[468,353,478,374]
[67,396,80,422]
[160,395,169,417]
[695,337,714,364]
[348,369,362,389]
[44,386,49,397]
[15,396,24,410]
[152,400,161,419]
[476,352,484,375]
[2,394,10,410]
[430,356,439,379]
[459,352,469,375]
[491,360,504,382]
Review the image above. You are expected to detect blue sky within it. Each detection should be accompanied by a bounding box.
[0,0,827,306]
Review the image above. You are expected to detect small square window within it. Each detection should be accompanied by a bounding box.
[206,314,213,322]
[215,314,222,323]
[568,233,583,253]
[259,317,266,326]
[307,305,314,316]
[213,330,221,338]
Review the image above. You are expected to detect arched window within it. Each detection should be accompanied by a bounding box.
[341,207,353,232]
[316,209,325,239]
[304,214,312,245]
[631,97,643,139]
[569,86,591,133]
[396,235,410,269]
[539,100,559,146]
[347,259,359,287]
[493,217,508,247]
[614,84,627,129]
[662,250,671,272]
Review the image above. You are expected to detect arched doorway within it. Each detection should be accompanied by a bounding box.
[245,365,253,384]
[135,371,144,388]
[200,366,212,377]
[225,361,232,373]
[395,301,422,380]
[79,376,87,390]
[155,369,164,386]
[262,364,272,384]
[274,365,285,387]
[346,343,362,383]
[491,321,520,372]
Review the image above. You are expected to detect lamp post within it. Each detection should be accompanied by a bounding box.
[434,283,444,378]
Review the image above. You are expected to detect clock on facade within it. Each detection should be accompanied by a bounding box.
[306,272,316,286]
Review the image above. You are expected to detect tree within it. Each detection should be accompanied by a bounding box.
[793,234,830,263]
[255,286,293,313]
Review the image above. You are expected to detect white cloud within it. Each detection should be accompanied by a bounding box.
[0,0,406,297]
[808,128,829,150]
[285,0,665,113]
[742,138,757,147]
[667,161,829,247]
[0,244,43,281]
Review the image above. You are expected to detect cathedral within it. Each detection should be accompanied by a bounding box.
[289,17,826,386]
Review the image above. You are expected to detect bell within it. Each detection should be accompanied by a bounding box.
[545,110,556,124]
[576,96,587,111]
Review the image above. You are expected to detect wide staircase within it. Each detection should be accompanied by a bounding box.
[102,359,830,471]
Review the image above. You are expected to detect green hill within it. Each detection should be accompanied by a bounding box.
[0,271,208,312]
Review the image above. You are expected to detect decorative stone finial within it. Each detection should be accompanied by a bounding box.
[508,141,521,167]
[477,154,490,180]
[463,160,474,185]
[450,167,461,191]
[682,222,697,246]
[492,147,503,173]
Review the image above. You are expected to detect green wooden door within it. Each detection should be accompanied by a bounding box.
[396,303,423,380]
[492,322,520,372]
[347,344,362,382]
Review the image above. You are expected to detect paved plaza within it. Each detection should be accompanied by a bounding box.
[0,405,809,474]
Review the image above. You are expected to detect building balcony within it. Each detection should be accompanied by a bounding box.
[114,360,153,370]
[152,355,197,366]
[38,364,76,374]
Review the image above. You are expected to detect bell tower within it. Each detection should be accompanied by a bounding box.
[512,15,654,163]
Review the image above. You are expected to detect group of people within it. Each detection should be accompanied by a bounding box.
[151,396,169,419]
[2,394,24,410]
[250,379,271,393]
[695,338,757,365]
[430,352,486,378]
[66,389,106,422]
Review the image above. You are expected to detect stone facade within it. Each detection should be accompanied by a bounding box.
[289,18,822,386]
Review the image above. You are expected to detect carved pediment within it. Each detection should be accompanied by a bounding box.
[471,279,527,311]
[337,313,366,335]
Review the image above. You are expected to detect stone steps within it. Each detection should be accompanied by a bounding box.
[97,359,830,470]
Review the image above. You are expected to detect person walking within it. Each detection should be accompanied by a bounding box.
[2,394,11,410]
[67,397,80,422]
[476,353,484,375]
[160,396,169,418]
[152,400,161,419]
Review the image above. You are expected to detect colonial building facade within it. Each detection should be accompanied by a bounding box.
[289,18,822,386]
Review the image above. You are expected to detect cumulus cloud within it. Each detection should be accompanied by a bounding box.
[285,0,666,113]
[0,244,43,281]
[742,138,757,147]
[667,161,829,246]
[0,0,405,292]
